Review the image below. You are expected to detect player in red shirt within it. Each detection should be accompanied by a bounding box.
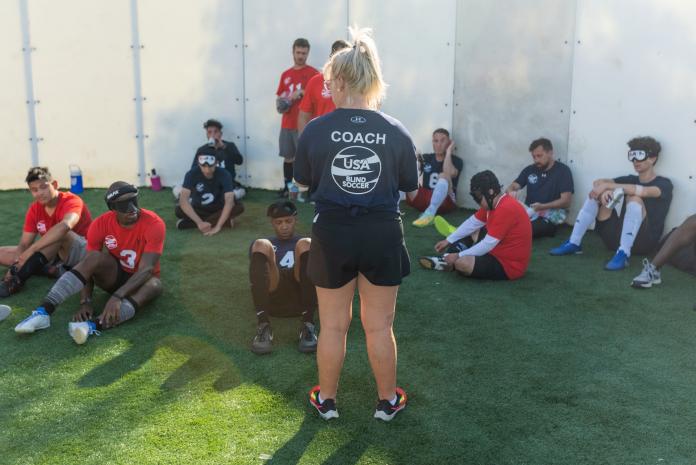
[297,39,351,135]
[420,170,532,280]
[0,167,92,297]
[15,182,165,345]
[275,38,319,197]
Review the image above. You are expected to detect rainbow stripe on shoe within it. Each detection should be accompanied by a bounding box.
[309,385,339,420]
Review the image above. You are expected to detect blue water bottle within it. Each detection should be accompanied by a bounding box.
[69,165,83,194]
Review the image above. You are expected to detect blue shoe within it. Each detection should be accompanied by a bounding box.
[549,240,582,256]
[605,250,629,271]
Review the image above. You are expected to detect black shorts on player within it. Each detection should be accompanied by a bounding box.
[463,253,508,280]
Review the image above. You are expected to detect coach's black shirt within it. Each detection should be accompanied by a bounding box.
[514,161,574,206]
[182,166,233,209]
[613,174,673,242]
[193,141,243,183]
[294,108,418,213]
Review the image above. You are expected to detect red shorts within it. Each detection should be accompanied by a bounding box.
[406,187,457,213]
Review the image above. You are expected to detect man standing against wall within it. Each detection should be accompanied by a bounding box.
[275,38,319,197]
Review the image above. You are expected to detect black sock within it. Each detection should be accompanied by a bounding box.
[283,161,294,185]
[299,253,316,323]
[250,252,271,324]
[16,251,49,282]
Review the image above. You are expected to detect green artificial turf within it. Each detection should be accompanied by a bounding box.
[1,188,695,465]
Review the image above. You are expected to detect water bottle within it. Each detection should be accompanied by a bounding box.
[150,168,162,191]
[69,165,83,194]
[288,182,299,200]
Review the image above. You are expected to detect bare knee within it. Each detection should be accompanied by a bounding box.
[145,277,163,298]
[295,238,311,256]
[251,239,274,258]
[454,256,475,275]
[626,195,645,207]
[680,214,696,231]
[362,311,395,336]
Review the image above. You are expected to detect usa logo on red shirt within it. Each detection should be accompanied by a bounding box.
[37,221,47,234]
[104,235,118,250]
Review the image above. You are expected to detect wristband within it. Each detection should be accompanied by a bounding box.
[635,184,644,196]
[112,293,123,300]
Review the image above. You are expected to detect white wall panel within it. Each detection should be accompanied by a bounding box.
[349,0,456,155]
[139,0,245,188]
[0,1,32,189]
[243,0,348,189]
[28,0,137,188]
[568,0,696,230]
[453,0,576,207]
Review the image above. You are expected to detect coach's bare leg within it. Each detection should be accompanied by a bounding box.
[453,255,476,276]
[251,239,280,292]
[653,214,696,268]
[316,278,356,400]
[358,273,399,401]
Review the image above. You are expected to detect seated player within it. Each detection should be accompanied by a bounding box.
[0,167,92,297]
[408,128,463,227]
[194,118,246,199]
[420,170,532,280]
[550,136,673,270]
[507,138,574,238]
[176,147,244,233]
[249,200,317,354]
[14,182,165,345]
[631,213,696,289]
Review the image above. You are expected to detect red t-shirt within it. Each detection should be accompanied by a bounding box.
[474,194,532,280]
[23,191,92,237]
[86,209,166,277]
[298,73,335,118]
[276,65,319,129]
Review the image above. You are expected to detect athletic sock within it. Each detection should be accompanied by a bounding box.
[249,252,271,324]
[425,178,449,216]
[389,394,398,405]
[16,251,49,283]
[298,253,316,324]
[569,198,599,246]
[619,201,643,256]
[283,161,294,185]
[41,269,87,315]
[318,392,324,403]
[119,296,138,323]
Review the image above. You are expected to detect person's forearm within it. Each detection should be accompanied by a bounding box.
[537,194,572,210]
[179,200,203,225]
[25,223,70,255]
[297,111,311,135]
[112,267,154,300]
[458,235,500,257]
[214,201,234,229]
[447,216,486,244]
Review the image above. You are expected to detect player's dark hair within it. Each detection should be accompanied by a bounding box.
[529,137,553,152]
[628,136,661,164]
[293,38,310,50]
[267,200,298,219]
[433,128,450,138]
[470,170,502,210]
[203,119,223,130]
[25,167,52,184]
[331,39,351,55]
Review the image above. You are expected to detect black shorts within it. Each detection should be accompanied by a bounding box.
[531,217,558,238]
[464,254,509,280]
[309,210,410,289]
[595,208,656,255]
[104,255,134,294]
[267,269,303,317]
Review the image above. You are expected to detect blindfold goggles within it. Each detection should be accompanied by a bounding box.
[628,150,650,162]
[112,197,139,213]
[198,154,217,167]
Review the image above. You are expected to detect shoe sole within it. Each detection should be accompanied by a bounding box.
[631,279,661,289]
[412,219,434,228]
[0,304,10,322]
[15,320,50,333]
[309,399,339,420]
[605,262,628,271]
[298,342,317,353]
[418,257,453,272]
[251,344,273,355]
[374,405,405,422]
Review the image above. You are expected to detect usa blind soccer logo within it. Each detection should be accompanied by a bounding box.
[331,146,382,195]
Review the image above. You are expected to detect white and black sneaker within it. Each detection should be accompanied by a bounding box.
[251,322,273,354]
[418,256,453,272]
[374,387,407,422]
[298,322,318,353]
[631,258,662,288]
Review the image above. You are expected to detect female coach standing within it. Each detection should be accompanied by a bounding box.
[294,27,418,421]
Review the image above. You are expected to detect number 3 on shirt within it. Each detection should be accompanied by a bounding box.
[120,250,137,269]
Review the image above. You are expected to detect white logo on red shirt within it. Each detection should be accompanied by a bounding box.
[36,221,47,234]
[105,235,118,250]
[284,77,291,85]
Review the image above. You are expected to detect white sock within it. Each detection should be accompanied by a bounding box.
[318,392,324,403]
[619,201,644,256]
[569,198,599,246]
[425,178,449,216]
[389,395,398,405]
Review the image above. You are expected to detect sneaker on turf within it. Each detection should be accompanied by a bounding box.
[0,268,23,298]
[606,187,625,210]
[251,322,273,354]
[298,322,318,353]
[412,212,435,228]
[15,307,50,333]
[309,385,338,420]
[434,215,457,237]
[605,249,629,271]
[68,321,100,345]
[418,256,453,272]
[374,387,407,421]
[549,240,582,256]
[0,304,11,322]
[631,258,661,288]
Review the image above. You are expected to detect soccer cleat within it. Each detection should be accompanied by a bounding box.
[374,387,407,421]
[251,322,273,354]
[418,256,453,272]
[298,322,318,353]
[605,249,629,271]
[631,258,662,288]
[549,240,582,256]
[434,215,457,237]
[0,268,23,298]
[68,321,100,345]
[309,385,339,420]
[14,308,50,333]
[412,212,435,228]
[606,187,625,210]
[0,304,11,322]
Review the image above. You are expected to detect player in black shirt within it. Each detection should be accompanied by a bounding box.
[295,28,418,422]
[249,201,317,354]
[176,147,244,234]
[192,119,245,199]
[551,136,673,270]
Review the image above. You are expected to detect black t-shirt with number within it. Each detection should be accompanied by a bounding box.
[182,166,233,209]
[613,174,673,242]
[420,152,463,193]
[193,141,243,184]
[294,108,419,213]
[514,161,574,206]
